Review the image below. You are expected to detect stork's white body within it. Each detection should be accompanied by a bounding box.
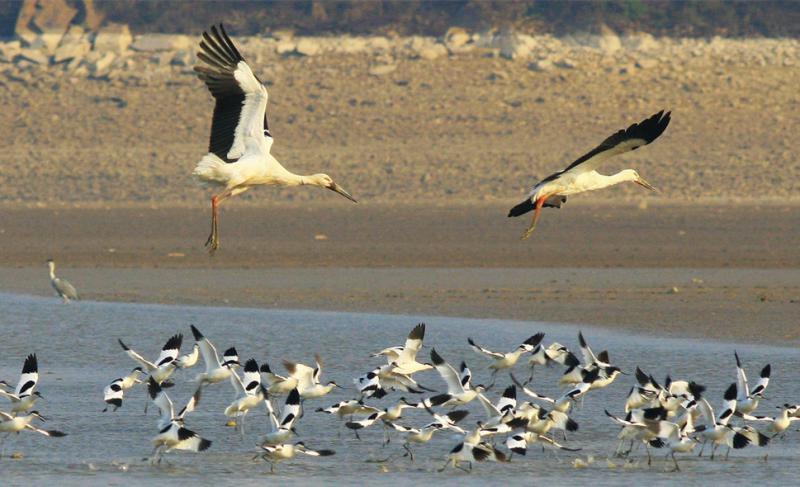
[192,24,355,252]
[509,110,670,239]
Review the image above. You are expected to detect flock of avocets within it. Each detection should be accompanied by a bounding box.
[2,323,797,472]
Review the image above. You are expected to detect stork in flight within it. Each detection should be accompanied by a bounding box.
[508,110,671,239]
[192,24,357,253]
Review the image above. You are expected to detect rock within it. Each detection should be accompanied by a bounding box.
[170,49,194,67]
[528,59,554,72]
[15,0,77,51]
[72,64,89,77]
[60,24,84,43]
[150,51,173,67]
[15,48,48,65]
[417,44,447,60]
[88,52,116,77]
[494,30,534,60]
[635,58,658,69]
[555,58,577,69]
[93,23,132,53]
[31,32,65,54]
[444,27,472,51]
[53,38,90,63]
[338,37,368,54]
[598,24,621,54]
[0,41,21,63]
[131,34,191,52]
[270,29,295,41]
[367,37,391,52]
[624,32,659,52]
[276,40,296,55]
[368,64,397,76]
[295,38,321,56]
[618,63,635,75]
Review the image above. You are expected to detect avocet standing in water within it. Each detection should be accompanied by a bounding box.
[192,24,357,252]
[508,110,670,239]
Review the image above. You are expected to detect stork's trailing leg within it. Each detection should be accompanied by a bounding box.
[520,195,549,240]
[205,195,220,253]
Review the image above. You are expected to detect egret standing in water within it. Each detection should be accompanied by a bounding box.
[192,24,357,253]
[509,110,671,239]
[47,258,79,303]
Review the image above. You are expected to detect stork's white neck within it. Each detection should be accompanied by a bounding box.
[279,172,325,188]
[583,170,638,192]
[48,262,56,279]
[596,169,636,189]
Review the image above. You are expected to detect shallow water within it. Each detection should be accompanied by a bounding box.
[0,292,798,486]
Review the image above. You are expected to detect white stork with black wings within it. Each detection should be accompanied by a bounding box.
[192,24,357,252]
[509,110,671,239]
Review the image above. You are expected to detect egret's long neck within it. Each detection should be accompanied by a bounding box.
[48,263,55,279]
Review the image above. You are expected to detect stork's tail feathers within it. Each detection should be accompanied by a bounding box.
[508,195,567,217]
[193,153,229,186]
[508,199,534,217]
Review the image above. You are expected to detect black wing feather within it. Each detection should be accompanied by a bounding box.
[561,110,671,174]
[195,23,269,162]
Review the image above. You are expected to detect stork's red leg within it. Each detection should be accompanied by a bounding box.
[520,195,548,240]
[205,195,219,252]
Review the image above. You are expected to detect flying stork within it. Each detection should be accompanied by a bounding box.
[508,110,671,239]
[192,24,357,253]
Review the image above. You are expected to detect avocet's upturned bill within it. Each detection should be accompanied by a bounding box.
[192,24,357,253]
[508,110,671,239]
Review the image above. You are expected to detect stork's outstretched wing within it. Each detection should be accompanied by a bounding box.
[554,110,671,178]
[194,23,271,162]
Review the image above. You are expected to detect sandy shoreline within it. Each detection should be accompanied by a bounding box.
[2,204,797,346]
[2,267,798,346]
[2,203,798,268]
